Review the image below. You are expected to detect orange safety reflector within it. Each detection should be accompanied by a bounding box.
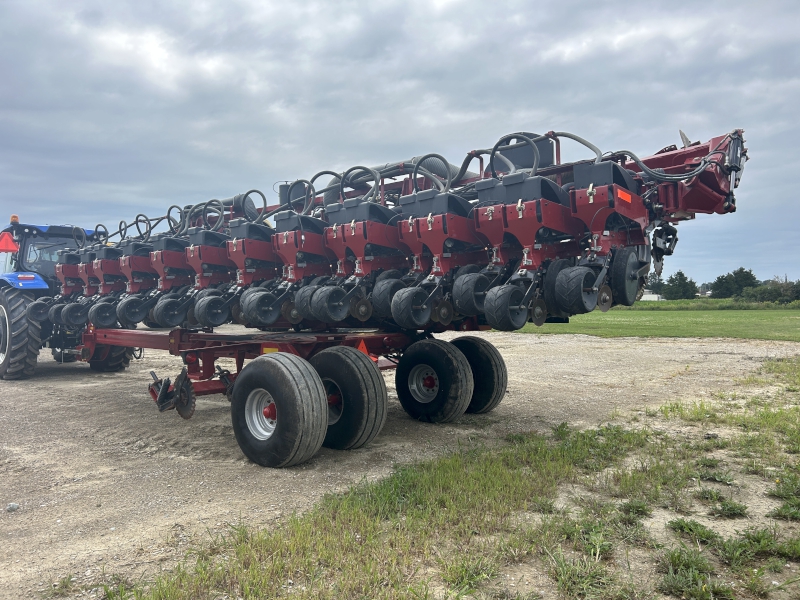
[617,189,632,203]
[357,339,370,356]
[0,231,20,253]
[262,347,279,354]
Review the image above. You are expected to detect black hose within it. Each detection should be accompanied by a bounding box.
[412,153,452,193]
[339,166,381,204]
[490,133,540,179]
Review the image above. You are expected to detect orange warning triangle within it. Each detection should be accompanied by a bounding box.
[357,339,369,356]
[0,231,19,253]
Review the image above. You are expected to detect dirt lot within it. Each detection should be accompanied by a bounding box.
[2,332,799,598]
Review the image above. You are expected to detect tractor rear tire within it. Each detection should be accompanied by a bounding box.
[391,287,432,330]
[451,336,507,414]
[555,266,598,315]
[89,345,133,372]
[371,278,405,318]
[231,352,327,467]
[395,339,473,423]
[484,284,528,331]
[310,346,387,450]
[453,273,490,316]
[0,289,42,380]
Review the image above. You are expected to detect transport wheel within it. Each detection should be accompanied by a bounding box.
[391,287,432,330]
[51,348,78,363]
[231,352,327,467]
[116,296,149,325]
[0,289,42,380]
[88,301,118,328]
[543,258,571,317]
[310,346,387,450]
[48,303,67,326]
[195,295,230,328]
[26,300,51,322]
[310,287,350,323]
[375,269,402,283]
[395,339,473,423]
[294,285,320,320]
[62,302,90,328]
[450,337,507,414]
[452,273,490,316]
[484,284,529,331]
[611,247,640,306]
[555,266,598,314]
[89,344,133,372]
[371,278,405,318]
[153,298,188,328]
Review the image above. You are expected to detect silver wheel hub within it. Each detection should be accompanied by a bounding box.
[408,363,439,403]
[245,388,277,440]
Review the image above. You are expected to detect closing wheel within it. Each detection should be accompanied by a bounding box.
[391,287,432,330]
[598,285,613,312]
[611,247,640,306]
[543,258,571,318]
[116,296,149,325]
[281,300,303,325]
[195,295,230,327]
[88,301,118,328]
[371,278,405,318]
[26,300,52,322]
[231,352,327,467]
[484,285,529,331]
[48,303,67,326]
[453,273,490,316]
[451,336,507,414]
[174,376,196,420]
[432,299,453,326]
[310,346,387,450]
[395,339,474,423]
[555,266,598,314]
[153,297,188,328]
[294,285,320,320]
[62,302,90,327]
[310,286,350,323]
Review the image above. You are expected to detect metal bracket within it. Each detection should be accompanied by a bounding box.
[486,206,494,221]
[517,199,523,219]
[426,213,434,231]
[587,183,596,204]
[332,223,338,239]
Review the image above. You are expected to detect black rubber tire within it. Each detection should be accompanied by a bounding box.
[611,247,640,306]
[543,258,571,318]
[48,303,67,326]
[89,345,133,372]
[195,295,230,327]
[247,291,282,326]
[391,286,432,330]
[0,289,42,380]
[450,337,507,414]
[26,300,51,322]
[310,346,387,450]
[240,288,268,326]
[371,278,405,318]
[453,273,490,316]
[455,264,482,279]
[555,266,598,314]
[51,348,78,363]
[88,301,119,328]
[294,285,320,320]
[395,339,473,423]
[116,296,148,325]
[231,352,327,467]
[62,302,90,328]
[310,286,349,323]
[309,276,330,286]
[153,297,187,328]
[484,284,529,331]
[375,269,402,283]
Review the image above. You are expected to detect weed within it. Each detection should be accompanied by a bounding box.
[769,497,800,520]
[667,519,720,544]
[698,470,735,485]
[695,488,723,503]
[548,551,614,599]
[743,568,770,598]
[657,546,712,575]
[619,499,651,518]
[49,575,76,597]
[696,457,720,468]
[440,554,498,592]
[770,473,800,499]
[709,499,748,518]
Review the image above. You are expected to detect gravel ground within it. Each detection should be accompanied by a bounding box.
[1,332,799,598]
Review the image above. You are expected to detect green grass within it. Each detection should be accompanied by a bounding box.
[521,309,800,341]
[613,298,800,311]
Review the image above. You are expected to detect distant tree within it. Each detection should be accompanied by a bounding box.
[662,270,699,300]
[710,267,759,298]
[647,272,665,295]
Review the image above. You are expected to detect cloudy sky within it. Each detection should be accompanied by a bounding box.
[1,0,798,282]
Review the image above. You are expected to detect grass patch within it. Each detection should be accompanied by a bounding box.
[709,499,748,518]
[667,518,720,544]
[520,309,800,341]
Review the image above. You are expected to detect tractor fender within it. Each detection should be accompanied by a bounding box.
[0,272,50,291]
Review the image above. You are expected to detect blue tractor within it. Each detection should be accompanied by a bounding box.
[0,215,131,379]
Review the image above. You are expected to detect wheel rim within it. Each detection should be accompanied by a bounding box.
[408,363,439,403]
[245,388,277,440]
[0,305,9,365]
[323,378,344,425]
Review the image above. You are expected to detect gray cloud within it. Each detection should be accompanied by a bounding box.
[1,0,798,282]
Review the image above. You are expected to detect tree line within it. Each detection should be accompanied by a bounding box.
[647,267,800,302]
